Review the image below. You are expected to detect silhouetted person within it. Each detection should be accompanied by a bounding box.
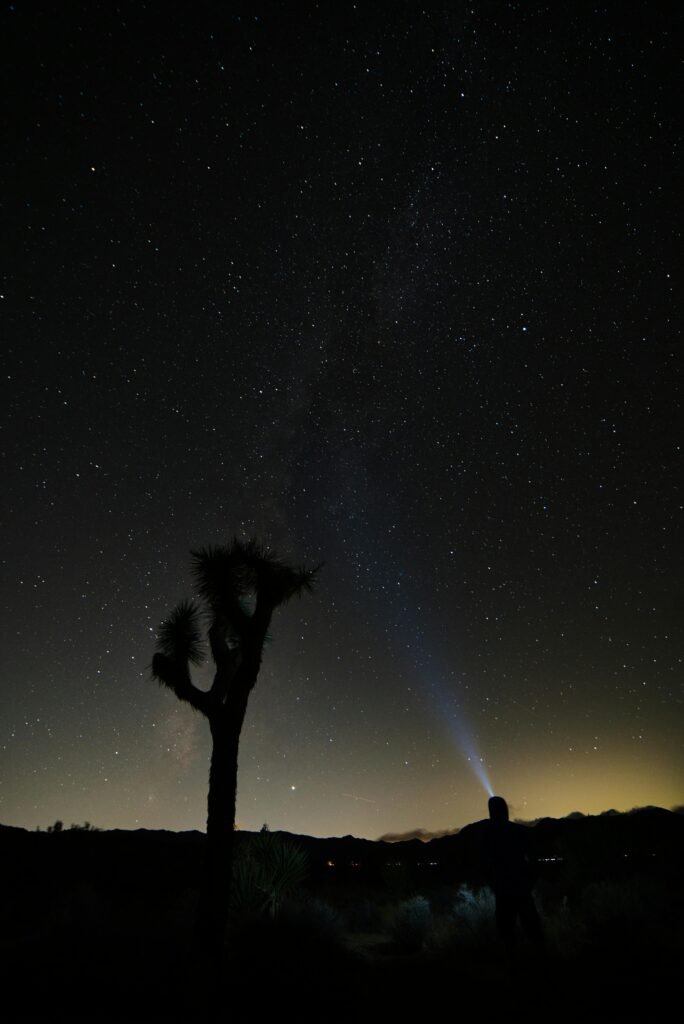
[482,795,542,946]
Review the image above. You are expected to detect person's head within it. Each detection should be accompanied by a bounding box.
[488,795,509,823]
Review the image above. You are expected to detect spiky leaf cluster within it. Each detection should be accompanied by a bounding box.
[191,542,250,611]
[152,539,321,709]
[231,831,309,916]
[192,538,319,618]
[156,599,204,666]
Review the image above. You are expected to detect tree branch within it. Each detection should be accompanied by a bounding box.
[151,653,210,716]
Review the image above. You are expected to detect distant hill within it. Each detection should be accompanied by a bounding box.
[2,805,682,891]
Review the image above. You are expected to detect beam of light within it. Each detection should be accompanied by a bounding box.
[369,559,496,799]
[424,670,495,798]
[448,717,494,798]
[392,629,496,798]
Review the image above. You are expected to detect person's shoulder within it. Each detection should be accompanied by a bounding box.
[460,819,489,839]
[509,821,533,845]
[459,819,490,848]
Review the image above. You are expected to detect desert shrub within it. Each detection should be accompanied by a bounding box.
[539,896,588,958]
[279,896,343,945]
[342,897,385,934]
[226,895,350,1019]
[453,883,495,928]
[231,830,308,918]
[429,884,497,952]
[536,875,678,963]
[228,895,344,978]
[578,875,673,948]
[389,895,432,952]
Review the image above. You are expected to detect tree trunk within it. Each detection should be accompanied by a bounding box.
[196,694,249,956]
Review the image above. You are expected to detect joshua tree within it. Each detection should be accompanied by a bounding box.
[152,538,319,950]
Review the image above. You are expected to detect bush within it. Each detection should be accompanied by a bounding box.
[279,897,343,945]
[579,875,671,945]
[389,895,432,952]
[452,884,496,929]
[428,884,497,954]
[342,897,385,934]
[228,895,345,979]
[231,831,308,918]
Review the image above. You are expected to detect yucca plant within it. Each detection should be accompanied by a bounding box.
[152,538,320,952]
[232,829,309,919]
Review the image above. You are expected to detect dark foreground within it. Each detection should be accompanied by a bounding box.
[2,812,681,1020]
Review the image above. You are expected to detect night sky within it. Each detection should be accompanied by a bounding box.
[2,1,681,840]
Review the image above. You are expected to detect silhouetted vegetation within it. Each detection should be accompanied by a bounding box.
[1,807,682,1018]
[151,539,319,952]
[45,820,100,833]
[389,894,432,951]
[231,826,309,919]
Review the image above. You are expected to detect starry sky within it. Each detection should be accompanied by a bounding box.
[2,1,681,840]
